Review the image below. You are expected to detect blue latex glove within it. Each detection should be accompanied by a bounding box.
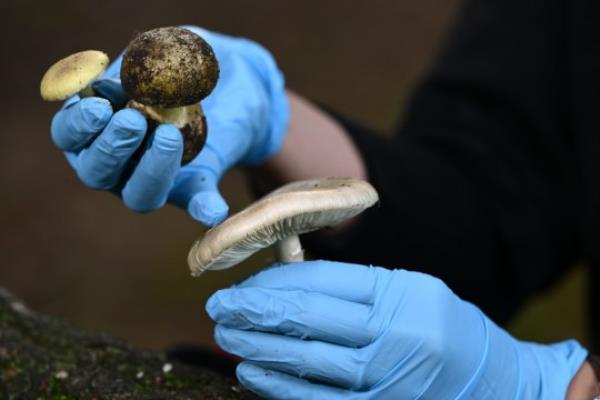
[206,261,587,399]
[50,26,289,226]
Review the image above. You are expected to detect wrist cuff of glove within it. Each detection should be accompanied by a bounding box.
[515,340,587,399]
[457,312,588,400]
[457,313,521,399]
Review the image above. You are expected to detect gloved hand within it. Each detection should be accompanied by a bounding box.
[206,261,587,399]
[50,26,289,226]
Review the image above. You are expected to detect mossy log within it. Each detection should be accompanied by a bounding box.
[0,288,257,399]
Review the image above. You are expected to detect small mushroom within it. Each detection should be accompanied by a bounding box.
[121,26,219,165]
[187,177,379,276]
[40,50,109,101]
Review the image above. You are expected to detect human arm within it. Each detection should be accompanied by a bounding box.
[206,261,589,399]
[273,0,578,326]
[247,90,366,187]
[567,361,599,399]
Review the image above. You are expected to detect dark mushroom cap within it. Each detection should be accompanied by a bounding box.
[121,27,219,108]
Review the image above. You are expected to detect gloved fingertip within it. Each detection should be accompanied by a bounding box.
[78,97,113,126]
[112,108,147,134]
[122,191,164,214]
[154,124,184,153]
[51,97,113,151]
[213,324,231,350]
[207,289,265,330]
[188,191,229,226]
[205,291,223,320]
[79,96,111,107]
[62,95,81,109]
[237,363,266,383]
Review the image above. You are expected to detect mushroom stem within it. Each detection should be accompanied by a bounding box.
[129,102,200,128]
[78,85,97,98]
[127,100,207,165]
[275,235,304,263]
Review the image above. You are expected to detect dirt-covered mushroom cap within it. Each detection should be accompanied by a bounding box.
[187,177,379,276]
[40,50,109,101]
[121,27,219,108]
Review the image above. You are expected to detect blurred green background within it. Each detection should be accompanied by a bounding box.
[0,0,587,350]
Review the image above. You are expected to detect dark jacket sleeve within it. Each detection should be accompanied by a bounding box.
[303,0,578,322]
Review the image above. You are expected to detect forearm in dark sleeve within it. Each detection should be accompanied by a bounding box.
[304,0,578,322]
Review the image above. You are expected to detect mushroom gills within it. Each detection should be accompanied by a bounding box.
[188,177,379,276]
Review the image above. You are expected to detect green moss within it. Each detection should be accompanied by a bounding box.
[0,289,256,399]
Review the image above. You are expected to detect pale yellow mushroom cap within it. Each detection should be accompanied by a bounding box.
[40,50,109,101]
[187,177,379,276]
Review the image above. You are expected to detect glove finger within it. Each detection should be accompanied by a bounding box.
[91,78,130,109]
[178,110,257,225]
[121,124,183,213]
[215,326,366,390]
[187,188,229,226]
[169,143,231,226]
[75,108,147,190]
[206,288,375,348]
[236,261,383,304]
[51,97,113,152]
[236,363,352,400]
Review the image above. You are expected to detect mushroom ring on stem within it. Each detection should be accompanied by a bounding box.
[187,177,379,276]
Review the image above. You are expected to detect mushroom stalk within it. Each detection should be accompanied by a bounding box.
[128,101,204,131]
[126,101,207,165]
[274,235,304,263]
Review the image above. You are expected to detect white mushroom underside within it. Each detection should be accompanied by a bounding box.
[187,178,378,276]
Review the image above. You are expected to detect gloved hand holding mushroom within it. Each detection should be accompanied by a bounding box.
[206,261,587,400]
[44,26,288,226]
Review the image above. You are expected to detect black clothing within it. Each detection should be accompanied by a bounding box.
[305,0,600,346]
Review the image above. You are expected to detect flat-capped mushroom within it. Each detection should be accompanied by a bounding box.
[121,26,219,165]
[40,50,109,101]
[187,177,379,276]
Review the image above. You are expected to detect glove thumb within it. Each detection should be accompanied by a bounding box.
[168,144,230,226]
[188,187,229,227]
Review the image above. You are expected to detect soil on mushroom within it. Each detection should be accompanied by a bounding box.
[121,27,219,107]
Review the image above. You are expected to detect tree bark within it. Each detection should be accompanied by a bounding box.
[0,288,257,399]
